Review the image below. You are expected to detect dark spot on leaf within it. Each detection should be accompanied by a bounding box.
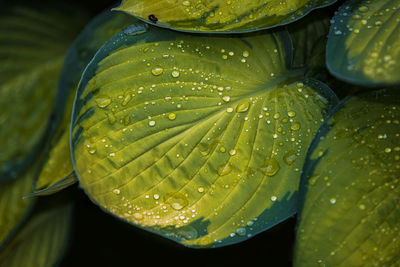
[148,14,158,23]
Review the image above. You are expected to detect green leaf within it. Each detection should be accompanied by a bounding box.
[0,163,38,248]
[33,10,136,195]
[114,0,336,33]
[26,172,78,198]
[326,0,400,86]
[0,6,87,182]
[0,203,73,267]
[294,89,400,266]
[288,10,330,67]
[71,22,338,247]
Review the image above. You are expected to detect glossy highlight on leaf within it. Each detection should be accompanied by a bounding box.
[71,22,338,247]
[115,0,337,33]
[0,203,73,267]
[295,89,400,266]
[0,6,87,182]
[327,0,400,86]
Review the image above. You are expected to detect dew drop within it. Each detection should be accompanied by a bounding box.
[291,122,301,131]
[236,227,246,236]
[168,113,177,120]
[283,150,297,165]
[165,192,188,210]
[222,96,231,102]
[271,196,277,202]
[330,198,337,204]
[236,100,250,113]
[218,163,232,176]
[149,120,156,127]
[358,5,369,12]
[171,70,180,78]
[151,67,164,76]
[95,95,111,108]
[198,186,205,193]
[229,149,237,156]
[242,51,250,57]
[261,158,280,176]
[113,189,121,195]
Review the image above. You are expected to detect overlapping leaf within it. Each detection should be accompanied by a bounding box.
[327,0,400,86]
[115,0,336,33]
[294,89,400,266]
[0,163,38,248]
[71,22,338,247]
[288,10,330,67]
[0,203,73,267]
[32,10,136,196]
[0,6,87,182]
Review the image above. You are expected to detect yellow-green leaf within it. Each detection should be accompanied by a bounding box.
[0,203,73,267]
[0,163,38,248]
[71,22,338,247]
[115,0,336,33]
[294,89,400,266]
[0,6,87,182]
[34,10,136,194]
[327,0,400,86]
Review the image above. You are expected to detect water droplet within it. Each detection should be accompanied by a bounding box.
[198,143,210,156]
[153,194,160,200]
[242,51,250,57]
[198,186,205,193]
[222,96,231,102]
[283,150,297,165]
[236,227,246,236]
[151,67,164,76]
[87,146,96,155]
[133,213,143,220]
[359,204,366,210]
[107,113,116,125]
[236,100,250,113]
[168,113,176,120]
[218,163,232,176]
[229,149,237,156]
[330,198,337,204]
[291,122,301,131]
[165,192,188,210]
[171,70,180,78]
[95,95,111,108]
[271,196,277,202]
[287,111,296,118]
[122,92,132,106]
[149,120,156,127]
[261,158,280,176]
[176,225,198,241]
[113,189,120,195]
[219,146,226,153]
[358,5,369,12]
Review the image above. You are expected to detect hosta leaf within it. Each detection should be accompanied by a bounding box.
[71,22,338,247]
[33,10,136,195]
[115,0,337,33]
[0,203,73,267]
[288,10,330,67]
[294,89,400,266]
[0,164,38,248]
[326,0,400,86]
[0,6,87,182]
